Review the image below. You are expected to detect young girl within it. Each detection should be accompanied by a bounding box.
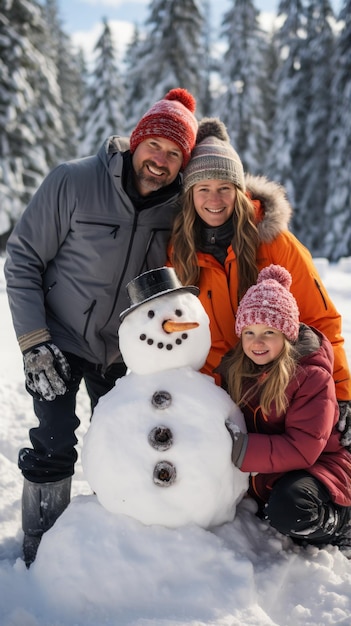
[220,264,351,554]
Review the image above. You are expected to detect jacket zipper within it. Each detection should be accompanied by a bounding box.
[100,212,140,339]
[138,227,170,275]
[76,219,120,229]
[76,220,121,239]
[314,278,327,309]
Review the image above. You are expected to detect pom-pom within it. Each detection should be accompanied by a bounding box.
[164,88,196,113]
[196,117,230,144]
[257,264,292,291]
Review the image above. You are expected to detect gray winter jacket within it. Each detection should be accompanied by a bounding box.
[4,137,182,369]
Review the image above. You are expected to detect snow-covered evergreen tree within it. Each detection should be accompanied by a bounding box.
[123,24,148,133]
[324,0,351,260]
[0,7,24,234]
[44,0,84,162]
[215,0,269,174]
[0,0,62,234]
[79,18,126,156]
[125,0,206,131]
[292,0,335,254]
[260,26,280,164]
[201,0,212,116]
[74,48,89,150]
[267,0,308,207]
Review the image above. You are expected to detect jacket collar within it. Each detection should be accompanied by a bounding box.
[197,217,233,265]
[122,151,181,211]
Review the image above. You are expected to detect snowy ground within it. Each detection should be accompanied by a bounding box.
[0,254,350,626]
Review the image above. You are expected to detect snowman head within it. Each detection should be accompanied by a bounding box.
[119,268,211,374]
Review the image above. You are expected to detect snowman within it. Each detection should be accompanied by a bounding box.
[82,267,249,529]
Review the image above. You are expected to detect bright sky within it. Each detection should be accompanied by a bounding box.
[58,0,278,35]
[57,0,342,63]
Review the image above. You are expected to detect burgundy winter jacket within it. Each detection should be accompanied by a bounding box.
[235,325,351,507]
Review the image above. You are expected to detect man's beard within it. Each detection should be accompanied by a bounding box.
[134,160,171,192]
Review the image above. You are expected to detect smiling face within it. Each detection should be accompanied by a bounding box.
[118,291,211,375]
[192,179,236,227]
[241,324,285,366]
[132,137,183,195]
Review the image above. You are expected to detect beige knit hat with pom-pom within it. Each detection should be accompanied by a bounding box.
[183,117,245,193]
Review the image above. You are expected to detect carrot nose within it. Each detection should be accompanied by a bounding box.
[162,320,199,333]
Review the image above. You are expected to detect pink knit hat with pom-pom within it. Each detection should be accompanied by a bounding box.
[130,88,198,168]
[235,265,300,341]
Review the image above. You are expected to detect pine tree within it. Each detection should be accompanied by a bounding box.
[0,0,62,233]
[261,26,280,163]
[74,48,90,151]
[293,0,335,255]
[125,0,206,128]
[44,0,84,162]
[123,25,147,133]
[0,5,24,233]
[324,0,351,260]
[215,0,269,174]
[201,0,212,116]
[79,18,126,156]
[267,0,308,207]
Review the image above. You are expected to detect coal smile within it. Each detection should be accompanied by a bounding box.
[139,332,189,351]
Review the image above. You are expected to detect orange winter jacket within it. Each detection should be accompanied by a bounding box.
[168,174,351,400]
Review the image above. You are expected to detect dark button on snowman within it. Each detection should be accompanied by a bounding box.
[82,267,248,528]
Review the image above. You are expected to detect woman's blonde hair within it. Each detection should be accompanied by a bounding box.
[170,186,260,299]
[224,338,297,416]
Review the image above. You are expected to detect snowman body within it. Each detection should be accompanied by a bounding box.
[82,284,249,529]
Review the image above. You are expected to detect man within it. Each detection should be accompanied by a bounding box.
[4,88,198,566]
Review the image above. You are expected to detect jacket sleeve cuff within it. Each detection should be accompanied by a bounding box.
[18,329,52,353]
[236,433,249,469]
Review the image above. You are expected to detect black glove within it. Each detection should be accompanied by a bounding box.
[225,419,248,468]
[23,342,71,401]
[337,400,351,452]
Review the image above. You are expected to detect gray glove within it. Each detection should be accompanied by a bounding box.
[337,400,351,452]
[23,342,71,401]
[225,419,248,468]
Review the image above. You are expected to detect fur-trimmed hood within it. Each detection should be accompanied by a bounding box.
[296,323,321,358]
[245,174,293,244]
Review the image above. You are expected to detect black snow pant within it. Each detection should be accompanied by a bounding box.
[19,352,127,483]
[263,470,350,546]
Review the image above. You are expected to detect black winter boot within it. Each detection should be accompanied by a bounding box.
[22,476,71,568]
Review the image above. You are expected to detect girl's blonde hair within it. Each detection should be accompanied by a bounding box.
[225,338,297,416]
[170,186,260,300]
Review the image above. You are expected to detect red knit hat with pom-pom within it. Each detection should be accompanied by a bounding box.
[235,264,300,342]
[129,88,197,168]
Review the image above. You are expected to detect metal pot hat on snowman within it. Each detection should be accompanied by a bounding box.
[82,267,248,529]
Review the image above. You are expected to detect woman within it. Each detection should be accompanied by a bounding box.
[221,264,351,554]
[168,118,351,444]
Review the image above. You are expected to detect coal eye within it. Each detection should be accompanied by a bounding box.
[148,310,155,318]
[175,309,182,317]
